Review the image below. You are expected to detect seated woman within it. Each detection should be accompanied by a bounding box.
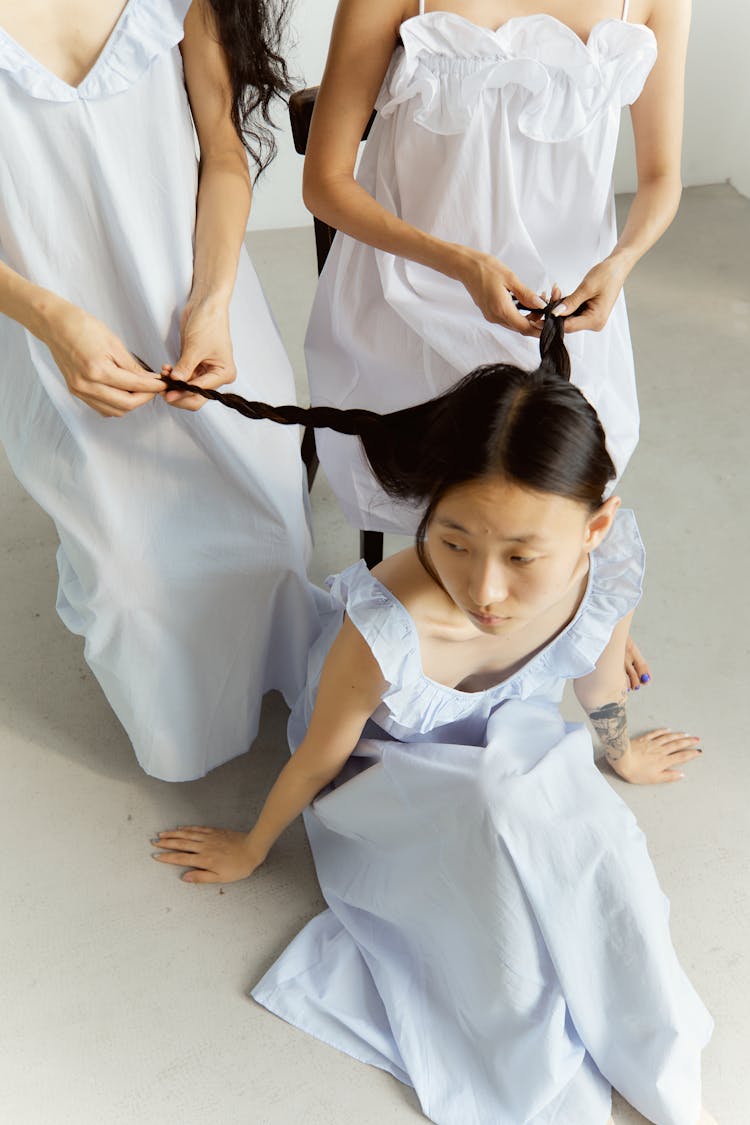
[152,309,714,1125]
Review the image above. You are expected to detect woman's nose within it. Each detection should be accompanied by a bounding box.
[468,563,508,609]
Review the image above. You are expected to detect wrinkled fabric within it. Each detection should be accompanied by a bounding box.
[0,0,317,780]
[306,13,657,533]
[253,512,712,1124]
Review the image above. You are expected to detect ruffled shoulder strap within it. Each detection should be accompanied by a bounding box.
[550,508,645,680]
[327,560,421,693]
[0,0,190,102]
[327,560,483,730]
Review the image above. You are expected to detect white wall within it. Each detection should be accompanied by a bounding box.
[250,0,750,230]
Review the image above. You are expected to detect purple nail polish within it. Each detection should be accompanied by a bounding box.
[640,673,651,684]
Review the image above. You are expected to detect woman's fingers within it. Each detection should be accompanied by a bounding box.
[152,849,203,866]
[625,729,703,784]
[664,747,703,765]
[76,383,157,416]
[625,634,651,688]
[182,869,221,884]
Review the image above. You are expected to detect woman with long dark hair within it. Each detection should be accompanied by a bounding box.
[153,312,715,1125]
[0,1,317,780]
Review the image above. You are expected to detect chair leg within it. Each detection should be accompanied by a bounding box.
[301,425,319,491]
[360,530,384,569]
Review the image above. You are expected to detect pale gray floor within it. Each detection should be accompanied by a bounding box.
[0,185,747,1124]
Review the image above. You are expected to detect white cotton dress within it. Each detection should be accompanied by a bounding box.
[0,0,318,781]
[306,5,658,533]
[253,512,713,1125]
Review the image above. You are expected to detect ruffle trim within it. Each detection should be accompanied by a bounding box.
[0,0,190,102]
[327,509,644,734]
[376,13,657,142]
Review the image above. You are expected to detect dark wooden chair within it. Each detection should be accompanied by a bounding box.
[289,87,383,570]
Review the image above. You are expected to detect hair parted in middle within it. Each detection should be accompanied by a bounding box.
[160,306,616,565]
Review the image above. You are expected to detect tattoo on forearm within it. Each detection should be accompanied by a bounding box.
[588,691,629,762]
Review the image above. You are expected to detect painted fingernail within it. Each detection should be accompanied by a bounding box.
[640,673,651,684]
[556,304,568,314]
[151,837,160,845]
[634,685,640,691]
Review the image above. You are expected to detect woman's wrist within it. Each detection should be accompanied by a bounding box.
[185,287,232,319]
[16,284,70,344]
[605,246,639,279]
[243,830,270,868]
[440,242,480,284]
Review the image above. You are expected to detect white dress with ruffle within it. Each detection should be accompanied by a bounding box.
[253,512,712,1125]
[0,0,317,780]
[306,8,658,532]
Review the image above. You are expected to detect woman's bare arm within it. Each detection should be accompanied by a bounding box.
[152,616,387,882]
[303,0,544,333]
[574,612,702,784]
[562,0,692,330]
[168,0,255,408]
[0,260,165,416]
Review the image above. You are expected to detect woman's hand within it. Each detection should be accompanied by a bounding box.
[609,729,703,785]
[625,634,652,692]
[557,255,631,334]
[164,298,237,411]
[151,826,265,884]
[43,301,165,417]
[455,250,546,336]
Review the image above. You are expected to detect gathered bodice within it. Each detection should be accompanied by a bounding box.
[378,12,656,142]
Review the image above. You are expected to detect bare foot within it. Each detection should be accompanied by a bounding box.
[625,633,651,691]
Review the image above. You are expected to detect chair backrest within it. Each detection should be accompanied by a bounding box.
[288,86,376,275]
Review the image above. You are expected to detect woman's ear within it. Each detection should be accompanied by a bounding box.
[583,495,621,553]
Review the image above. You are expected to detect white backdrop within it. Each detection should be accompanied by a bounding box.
[249,0,750,230]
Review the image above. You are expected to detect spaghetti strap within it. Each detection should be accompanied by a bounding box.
[621,0,630,20]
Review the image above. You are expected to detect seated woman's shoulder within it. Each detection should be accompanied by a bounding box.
[371,547,438,615]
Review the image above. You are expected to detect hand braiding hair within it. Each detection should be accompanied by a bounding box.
[155,299,570,430]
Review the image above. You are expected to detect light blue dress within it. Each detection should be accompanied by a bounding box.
[252,512,712,1125]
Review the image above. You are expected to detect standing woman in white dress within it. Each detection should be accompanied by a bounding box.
[303,0,689,536]
[0,0,318,781]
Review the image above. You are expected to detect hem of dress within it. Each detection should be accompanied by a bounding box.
[250,987,414,1089]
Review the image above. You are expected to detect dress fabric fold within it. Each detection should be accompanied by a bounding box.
[253,512,712,1125]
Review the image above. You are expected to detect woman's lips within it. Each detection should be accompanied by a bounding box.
[469,610,510,626]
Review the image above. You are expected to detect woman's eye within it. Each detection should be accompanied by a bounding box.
[510,556,534,565]
[442,540,466,553]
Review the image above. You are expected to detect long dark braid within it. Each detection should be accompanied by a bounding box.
[158,304,615,522]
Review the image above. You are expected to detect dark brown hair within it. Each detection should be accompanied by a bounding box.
[161,309,616,566]
[207,0,293,173]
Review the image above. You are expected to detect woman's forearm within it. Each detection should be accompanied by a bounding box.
[189,151,252,308]
[607,173,683,276]
[0,260,67,344]
[304,172,469,282]
[585,688,631,769]
[244,753,344,862]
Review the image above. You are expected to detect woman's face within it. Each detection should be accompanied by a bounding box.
[425,476,618,635]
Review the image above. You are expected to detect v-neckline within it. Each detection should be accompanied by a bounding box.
[0,0,134,93]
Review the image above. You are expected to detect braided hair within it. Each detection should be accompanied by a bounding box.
[160,306,615,565]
